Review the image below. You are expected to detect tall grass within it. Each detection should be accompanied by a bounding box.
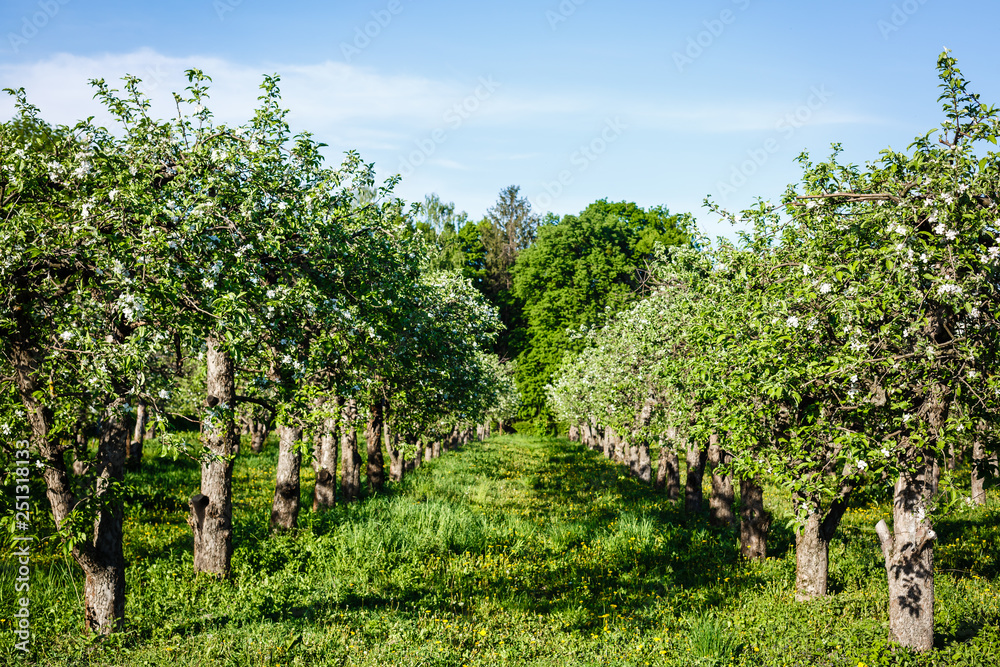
[0,434,997,666]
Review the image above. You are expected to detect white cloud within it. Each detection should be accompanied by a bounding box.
[0,49,464,149]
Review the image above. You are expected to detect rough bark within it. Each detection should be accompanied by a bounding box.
[971,438,992,506]
[654,429,681,500]
[126,401,146,471]
[386,422,405,483]
[270,424,303,531]
[365,399,385,492]
[249,419,269,453]
[739,477,770,560]
[568,424,580,442]
[313,409,339,511]
[625,440,638,475]
[876,456,937,651]
[188,337,236,579]
[794,491,851,599]
[340,399,362,502]
[707,436,735,528]
[685,439,707,514]
[14,339,131,634]
[79,412,128,633]
[73,427,90,476]
[612,429,625,464]
[432,440,442,459]
[635,439,651,484]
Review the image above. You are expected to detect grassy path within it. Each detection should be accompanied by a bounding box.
[3,435,999,666]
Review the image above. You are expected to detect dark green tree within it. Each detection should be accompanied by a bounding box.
[512,199,691,430]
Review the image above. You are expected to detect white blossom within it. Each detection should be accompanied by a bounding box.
[786,316,799,328]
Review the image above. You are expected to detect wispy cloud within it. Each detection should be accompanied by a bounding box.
[0,49,466,148]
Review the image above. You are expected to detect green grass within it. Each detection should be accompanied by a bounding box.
[1,435,998,666]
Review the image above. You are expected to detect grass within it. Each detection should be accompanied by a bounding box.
[1,434,998,666]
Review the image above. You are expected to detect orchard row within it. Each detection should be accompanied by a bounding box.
[0,71,518,634]
[549,53,999,652]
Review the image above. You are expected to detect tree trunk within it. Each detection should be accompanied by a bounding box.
[739,477,770,560]
[601,426,613,459]
[625,439,638,474]
[876,456,936,652]
[73,427,90,476]
[612,429,625,464]
[432,440,442,459]
[340,399,362,502]
[270,423,302,531]
[386,422,405,483]
[971,438,991,506]
[81,412,129,633]
[126,402,146,471]
[635,438,651,483]
[568,424,580,442]
[365,399,385,492]
[188,336,236,578]
[654,429,681,500]
[707,436,735,528]
[794,490,850,600]
[313,408,339,511]
[13,341,128,633]
[685,440,707,514]
[249,419,268,453]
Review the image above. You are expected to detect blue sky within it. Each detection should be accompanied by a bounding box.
[2,0,998,240]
